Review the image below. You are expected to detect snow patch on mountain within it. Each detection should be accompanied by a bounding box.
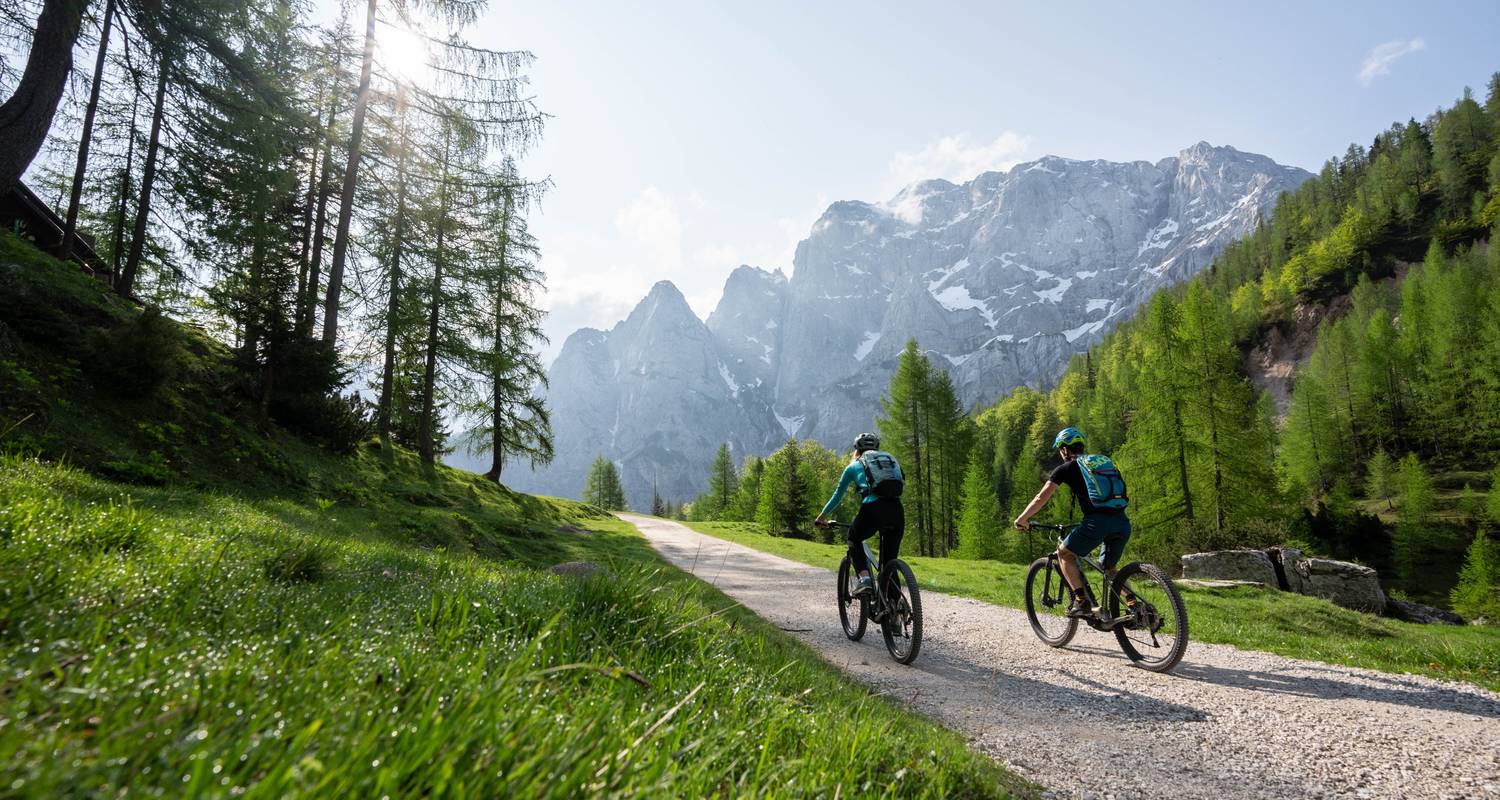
[497,143,1312,509]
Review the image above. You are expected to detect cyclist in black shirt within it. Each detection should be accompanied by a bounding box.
[1013,427,1132,617]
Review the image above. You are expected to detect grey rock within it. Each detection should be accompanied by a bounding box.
[1294,557,1387,613]
[500,144,1311,507]
[1384,597,1464,625]
[1175,578,1268,590]
[549,560,606,578]
[1180,550,1279,585]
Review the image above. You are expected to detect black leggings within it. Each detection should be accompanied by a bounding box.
[848,498,904,577]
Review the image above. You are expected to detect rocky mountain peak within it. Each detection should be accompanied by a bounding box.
[499,143,1312,509]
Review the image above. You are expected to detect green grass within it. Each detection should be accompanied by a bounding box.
[686,521,1500,692]
[0,237,1033,797]
[0,457,1034,798]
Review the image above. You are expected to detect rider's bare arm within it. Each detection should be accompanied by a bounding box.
[1013,481,1059,530]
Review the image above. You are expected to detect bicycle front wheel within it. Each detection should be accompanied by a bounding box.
[1109,561,1189,672]
[837,557,867,641]
[879,560,922,664]
[1024,557,1078,647]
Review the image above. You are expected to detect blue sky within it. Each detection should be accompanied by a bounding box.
[406,1,1498,361]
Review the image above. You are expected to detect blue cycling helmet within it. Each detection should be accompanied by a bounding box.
[1052,427,1085,449]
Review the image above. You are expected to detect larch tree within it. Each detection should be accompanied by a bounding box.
[698,442,738,521]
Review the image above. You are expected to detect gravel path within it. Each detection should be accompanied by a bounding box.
[620,513,1500,800]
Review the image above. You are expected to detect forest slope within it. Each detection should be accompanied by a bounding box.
[0,238,1031,797]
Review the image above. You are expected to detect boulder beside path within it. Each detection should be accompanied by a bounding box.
[1180,549,1428,619]
[1181,550,1278,585]
[1293,557,1386,613]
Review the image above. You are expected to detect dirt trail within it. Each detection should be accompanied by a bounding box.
[619,513,1500,800]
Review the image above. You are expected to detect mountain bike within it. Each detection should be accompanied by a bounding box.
[1022,522,1188,672]
[819,521,922,664]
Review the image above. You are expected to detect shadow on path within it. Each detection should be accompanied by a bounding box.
[1174,662,1500,718]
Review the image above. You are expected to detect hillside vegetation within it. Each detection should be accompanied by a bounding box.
[982,78,1500,614]
[0,242,1031,797]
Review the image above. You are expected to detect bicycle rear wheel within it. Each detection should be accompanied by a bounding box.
[837,557,867,641]
[1109,562,1189,672]
[879,560,922,664]
[1024,557,1078,647]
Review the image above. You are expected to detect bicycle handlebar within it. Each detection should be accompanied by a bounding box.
[815,520,851,530]
[1024,522,1074,532]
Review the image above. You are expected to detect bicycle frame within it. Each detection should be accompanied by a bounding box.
[1038,526,1133,631]
[829,523,899,619]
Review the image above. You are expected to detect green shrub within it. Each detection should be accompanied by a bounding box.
[88,306,181,397]
[274,391,372,454]
[100,450,174,485]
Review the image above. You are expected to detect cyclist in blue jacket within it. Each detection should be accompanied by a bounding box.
[1013,427,1132,618]
[815,432,904,602]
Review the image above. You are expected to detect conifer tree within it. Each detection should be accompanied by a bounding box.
[1365,449,1395,511]
[723,456,764,522]
[757,438,812,537]
[464,173,552,482]
[582,455,627,511]
[696,442,738,521]
[1451,530,1500,621]
[956,441,1003,560]
[650,481,666,518]
[1393,453,1436,585]
[1119,294,1196,527]
[1180,282,1278,530]
[879,340,932,553]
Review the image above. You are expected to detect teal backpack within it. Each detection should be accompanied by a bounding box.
[1077,454,1128,512]
[858,450,905,499]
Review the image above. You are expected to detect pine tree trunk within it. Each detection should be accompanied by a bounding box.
[117,54,168,298]
[1305,392,1324,492]
[418,253,443,464]
[375,98,410,442]
[911,410,927,557]
[1172,400,1195,523]
[485,314,504,480]
[484,215,509,483]
[1333,338,1359,460]
[294,90,323,329]
[301,95,339,336]
[0,0,88,194]
[320,0,379,348]
[59,0,116,262]
[921,411,933,557]
[1194,321,1226,533]
[418,131,451,465]
[110,86,139,280]
[243,204,269,364]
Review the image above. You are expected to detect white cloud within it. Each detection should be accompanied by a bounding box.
[537,186,754,364]
[613,185,683,269]
[885,132,1030,195]
[1358,38,1425,86]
